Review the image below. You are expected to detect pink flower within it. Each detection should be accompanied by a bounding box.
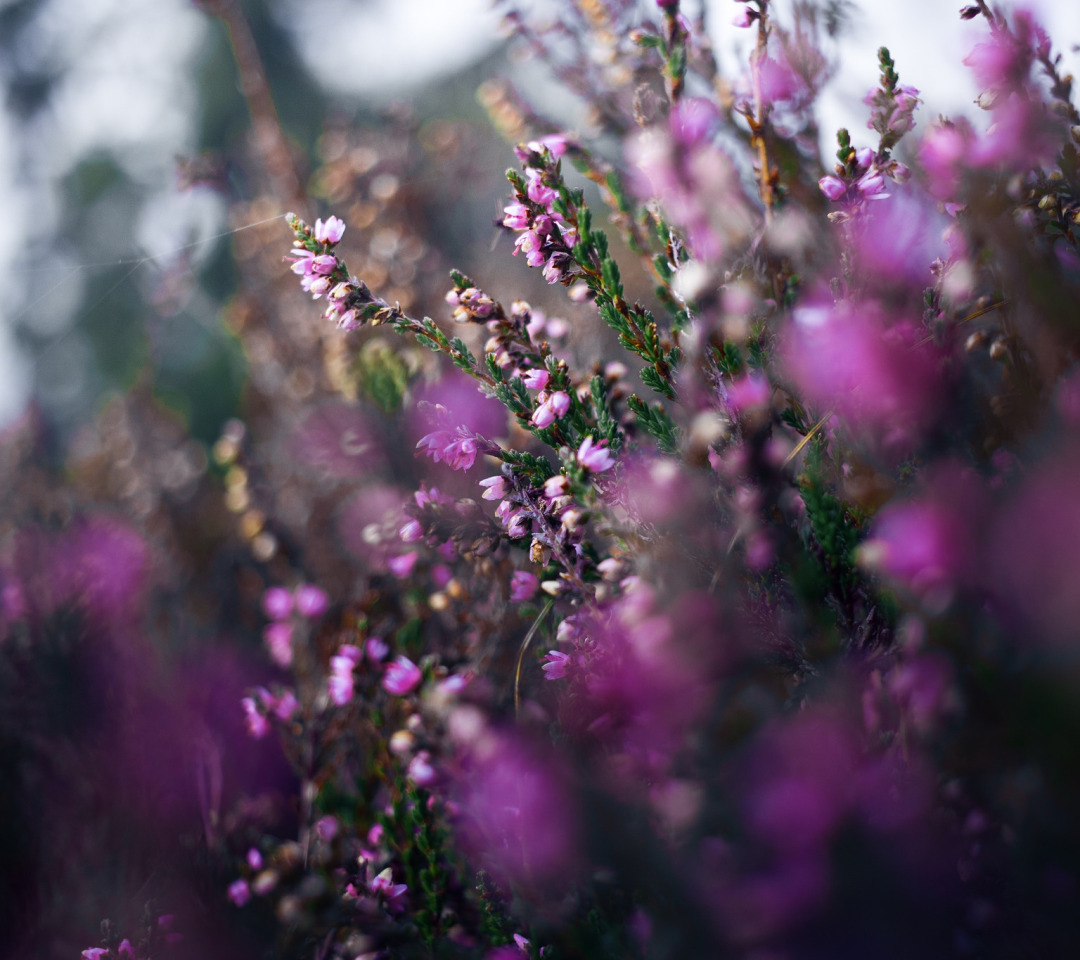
[315,815,339,841]
[272,690,299,720]
[543,475,569,499]
[542,650,572,679]
[286,248,316,275]
[856,167,888,199]
[505,510,531,539]
[510,570,539,602]
[733,5,754,28]
[400,518,424,543]
[388,552,419,576]
[82,950,109,960]
[513,229,547,268]
[919,122,969,200]
[262,586,293,620]
[416,428,478,471]
[247,847,263,870]
[503,203,531,229]
[241,695,269,739]
[310,254,337,275]
[408,750,437,786]
[366,636,390,661]
[479,475,509,500]
[522,368,550,391]
[726,372,771,414]
[117,942,134,959]
[963,34,1024,90]
[527,134,569,158]
[526,172,558,208]
[329,647,360,706]
[228,878,251,907]
[383,655,423,695]
[532,391,571,428]
[371,868,409,911]
[263,621,293,668]
[577,436,615,472]
[314,215,346,244]
[818,176,846,201]
[294,583,329,618]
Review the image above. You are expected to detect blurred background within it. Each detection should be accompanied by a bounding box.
[1,0,1077,438]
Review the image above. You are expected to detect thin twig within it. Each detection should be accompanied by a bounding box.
[514,597,555,716]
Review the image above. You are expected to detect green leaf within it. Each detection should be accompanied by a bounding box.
[450,337,477,366]
[640,364,676,400]
[628,394,679,453]
[600,256,622,297]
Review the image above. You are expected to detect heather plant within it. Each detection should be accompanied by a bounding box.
[5,0,1080,958]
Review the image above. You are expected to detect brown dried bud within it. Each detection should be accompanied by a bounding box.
[960,5,981,19]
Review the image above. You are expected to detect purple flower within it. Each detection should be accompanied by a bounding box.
[383,655,422,695]
[577,436,615,472]
[294,583,329,618]
[262,586,293,620]
[82,950,109,960]
[400,518,424,543]
[314,215,346,244]
[228,878,251,907]
[510,570,539,602]
[315,815,339,841]
[247,847,263,870]
[542,650,572,679]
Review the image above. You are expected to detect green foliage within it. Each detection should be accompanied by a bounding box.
[356,341,410,413]
[627,394,679,453]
